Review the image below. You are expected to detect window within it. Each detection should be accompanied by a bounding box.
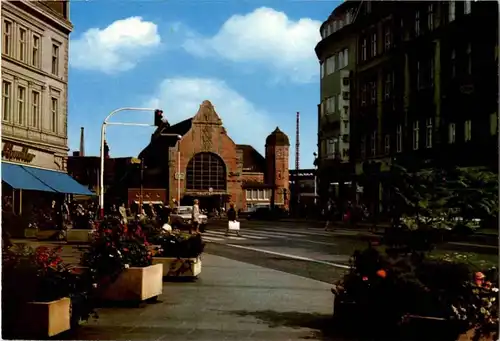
[451,50,456,78]
[361,84,367,106]
[18,28,27,62]
[371,32,377,57]
[343,49,348,67]
[31,91,40,128]
[384,27,391,51]
[338,52,344,69]
[426,118,433,148]
[415,11,420,36]
[464,120,472,141]
[428,4,434,30]
[51,97,58,132]
[333,20,338,32]
[320,62,325,78]
[17,86,26,125]
[449,0,456,22]
[342,91,349,100]
[327,139,336,159]
[466,44,472,75]
[32,35,40,67]
[339,19,344,29]
[338,94,342,111]
[343,77,349,86]
[412,121,419,150]
[51,44,60,75]
[326,55,335,75]
[345,11,351,25]
[186,152,227,190]
[464,0,471,14]
[429,58,434,84]
[2,81,11,121]
[3,20,12,56]
[490,113,498,136]
[384,73,392,99]
[326,24,331,36]
[370,131,376,156]
[360,136,366,159]
[396,125,402,152]
[384,134,390,154]
[245,189,251,200]
[370,82,376,104]
[417,61,421,89]
[325,96,335,114]
[361,38,367,61]
[448,123,456,143]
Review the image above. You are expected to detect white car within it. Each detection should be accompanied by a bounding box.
[170,206,208,229]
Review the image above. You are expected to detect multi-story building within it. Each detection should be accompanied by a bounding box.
[316,0,499,216]
[315,1,359,206]
[1,1,92,226]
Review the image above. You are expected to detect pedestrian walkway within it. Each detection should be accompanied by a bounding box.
[64,254,334,341]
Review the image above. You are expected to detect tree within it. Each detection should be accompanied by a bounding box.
[390,164,498,232]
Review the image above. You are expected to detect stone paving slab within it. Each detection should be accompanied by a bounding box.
[63,254,335,341]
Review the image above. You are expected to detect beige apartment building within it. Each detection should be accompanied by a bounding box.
[1,1,93,225]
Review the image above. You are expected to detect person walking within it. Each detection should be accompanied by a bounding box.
[119,203,128,225]
[191,199,201,234]
[324,200,335,231]
[225,203,240,237]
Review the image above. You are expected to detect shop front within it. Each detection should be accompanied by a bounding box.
[2,141,94,237]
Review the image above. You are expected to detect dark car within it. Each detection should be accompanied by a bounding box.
[247,207,288,221]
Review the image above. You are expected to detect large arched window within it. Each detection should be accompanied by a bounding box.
[186,152,226,191]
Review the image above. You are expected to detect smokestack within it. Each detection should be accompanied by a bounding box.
[79,127,85,157]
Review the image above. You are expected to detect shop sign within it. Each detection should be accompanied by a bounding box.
[2,143,35,163]
[174,172,185,180]
[228,172,240,177]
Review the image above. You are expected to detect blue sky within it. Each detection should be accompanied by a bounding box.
[68,0,340,168]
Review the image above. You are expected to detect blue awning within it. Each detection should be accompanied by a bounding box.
[2,163,56,192]
[21,165,95,196]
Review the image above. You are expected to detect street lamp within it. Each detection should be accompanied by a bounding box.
[99,107,181,219]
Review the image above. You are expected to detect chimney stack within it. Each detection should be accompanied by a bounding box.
[79,127,85,157]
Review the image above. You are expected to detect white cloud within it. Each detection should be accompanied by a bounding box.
[146,77,282,154]
[70,17,161,74]
[183,7,321,83]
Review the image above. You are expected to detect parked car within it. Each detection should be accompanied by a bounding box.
[170,206,208,231]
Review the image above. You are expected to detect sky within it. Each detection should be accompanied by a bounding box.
[68,0,341,168]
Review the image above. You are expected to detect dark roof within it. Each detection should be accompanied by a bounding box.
[237,145,266,173]
[139,118,193,159]
[265,127,290,147]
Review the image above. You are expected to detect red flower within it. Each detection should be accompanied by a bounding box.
[123,248,129,252]
[362,276,368,281]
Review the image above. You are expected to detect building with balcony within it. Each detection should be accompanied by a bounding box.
[1,1,92,230]
[315,1,359,206]
[316,0,498,217]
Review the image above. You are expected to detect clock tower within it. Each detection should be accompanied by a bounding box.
[265,127,290,209]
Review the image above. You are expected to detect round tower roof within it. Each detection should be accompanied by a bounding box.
[266,127,290,147]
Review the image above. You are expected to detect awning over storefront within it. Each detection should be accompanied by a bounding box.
[22,165,95,196]
[2,162,95,196]
[2,163,56,192]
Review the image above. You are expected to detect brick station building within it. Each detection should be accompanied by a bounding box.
[137,100,290,211]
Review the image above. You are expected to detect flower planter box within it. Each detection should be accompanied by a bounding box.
[66,229,93,243]
[23,297,71,337]
[152,256,202,278]
[98,264,163,302]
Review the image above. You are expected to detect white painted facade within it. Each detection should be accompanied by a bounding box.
[1,1,72,171]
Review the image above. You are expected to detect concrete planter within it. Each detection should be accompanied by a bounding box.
[66,229,93,243]
[457,329,495,341]
[152,256,202,278]
[24,228,38,238]
[23,297,71,337]
[99,264,163,302]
